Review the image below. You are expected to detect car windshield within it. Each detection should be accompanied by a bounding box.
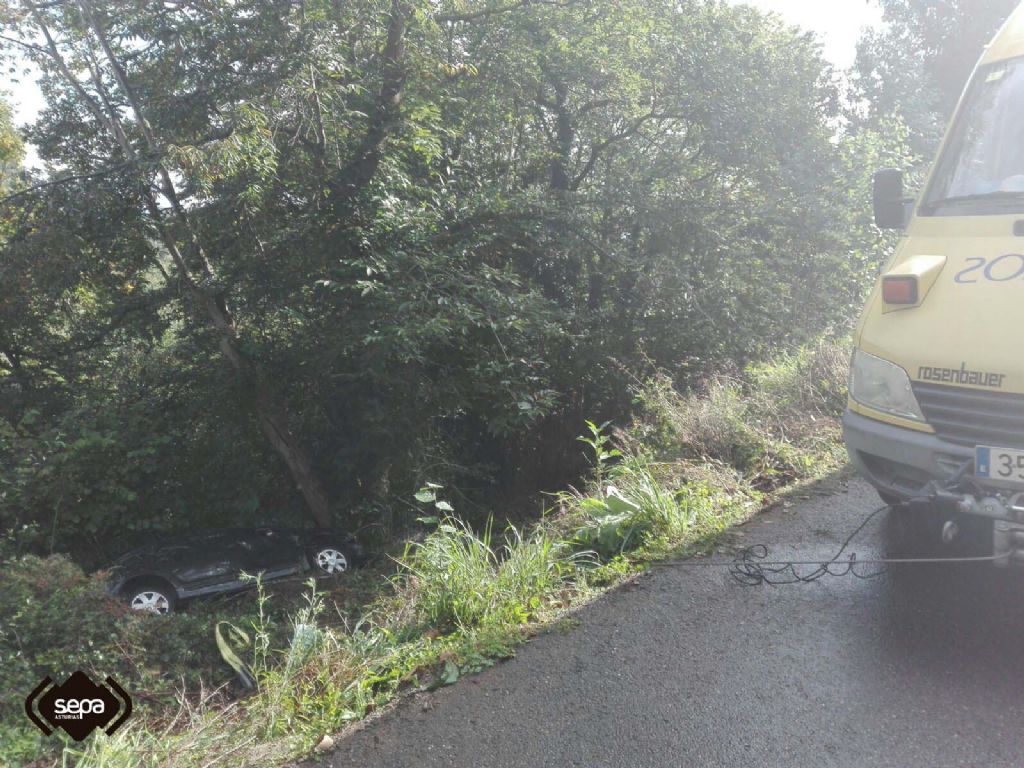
[924,56,1024,213]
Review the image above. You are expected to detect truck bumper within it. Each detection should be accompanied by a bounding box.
[843,409,1024,565]
[842,408,973,500]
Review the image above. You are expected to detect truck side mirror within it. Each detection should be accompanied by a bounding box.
[873,168,907,229]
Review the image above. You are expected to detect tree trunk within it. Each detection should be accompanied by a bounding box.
[254,385,332,528]
[550,80,573,192]
[328,0,408,215]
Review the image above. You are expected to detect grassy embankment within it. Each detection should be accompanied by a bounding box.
[3,340,849,768]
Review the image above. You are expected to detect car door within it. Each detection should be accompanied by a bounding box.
[164,532,246,596]
[231,529,305,580]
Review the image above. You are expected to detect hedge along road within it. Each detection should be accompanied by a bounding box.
[318,477,1024,768]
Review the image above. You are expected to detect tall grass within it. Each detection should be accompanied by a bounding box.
[630,339,849,486]
[394,518,584,628]
[557,454,741,561]
[560,339,850,560]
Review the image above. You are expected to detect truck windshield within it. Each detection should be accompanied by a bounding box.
[924,57,1024,215]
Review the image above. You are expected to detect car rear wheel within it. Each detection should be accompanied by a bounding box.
[309,544,352,576]
[125,580,177,615]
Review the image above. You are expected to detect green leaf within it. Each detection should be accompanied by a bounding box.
[603,486,641,516]
[441,659,460,686]
[215,622,256,689]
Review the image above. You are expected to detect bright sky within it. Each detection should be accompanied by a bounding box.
[3,1,883,130]
[736,0,884,68]
[5,60,44,128]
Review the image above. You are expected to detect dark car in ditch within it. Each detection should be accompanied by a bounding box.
[108,528,362,614]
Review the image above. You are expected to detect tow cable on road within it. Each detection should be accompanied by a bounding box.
[651,462,1024,585]
[652,497,1013,587]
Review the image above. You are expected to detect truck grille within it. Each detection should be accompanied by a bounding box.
[913,382,1024,449]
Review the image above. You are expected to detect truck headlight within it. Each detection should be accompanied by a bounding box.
[849,350,925,422]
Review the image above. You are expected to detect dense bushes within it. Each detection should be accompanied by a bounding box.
[0,553,273,764]
[1,556,124,761]
[1,556,126,692]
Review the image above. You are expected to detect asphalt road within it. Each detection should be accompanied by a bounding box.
[323,476,1024,768]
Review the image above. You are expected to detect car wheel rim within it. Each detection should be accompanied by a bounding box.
[316,548,348,574]
[131,591,170,614]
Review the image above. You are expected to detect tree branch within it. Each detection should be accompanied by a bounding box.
[0,164,133,206]
[570,111,687,190]
[435,0,577,23]
[0,33,49,56]
[328,0,409,213]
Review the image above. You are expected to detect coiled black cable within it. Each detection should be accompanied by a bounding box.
[728,503,890,586]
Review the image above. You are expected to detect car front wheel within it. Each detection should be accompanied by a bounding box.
[125,581,177,615]
[309,544,352,576]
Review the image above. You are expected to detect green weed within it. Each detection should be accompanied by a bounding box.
[394,517,584,629]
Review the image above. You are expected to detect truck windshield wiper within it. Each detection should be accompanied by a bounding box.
[922,190,1024,212]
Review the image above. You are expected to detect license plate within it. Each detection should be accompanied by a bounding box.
[976,446,1024,486]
